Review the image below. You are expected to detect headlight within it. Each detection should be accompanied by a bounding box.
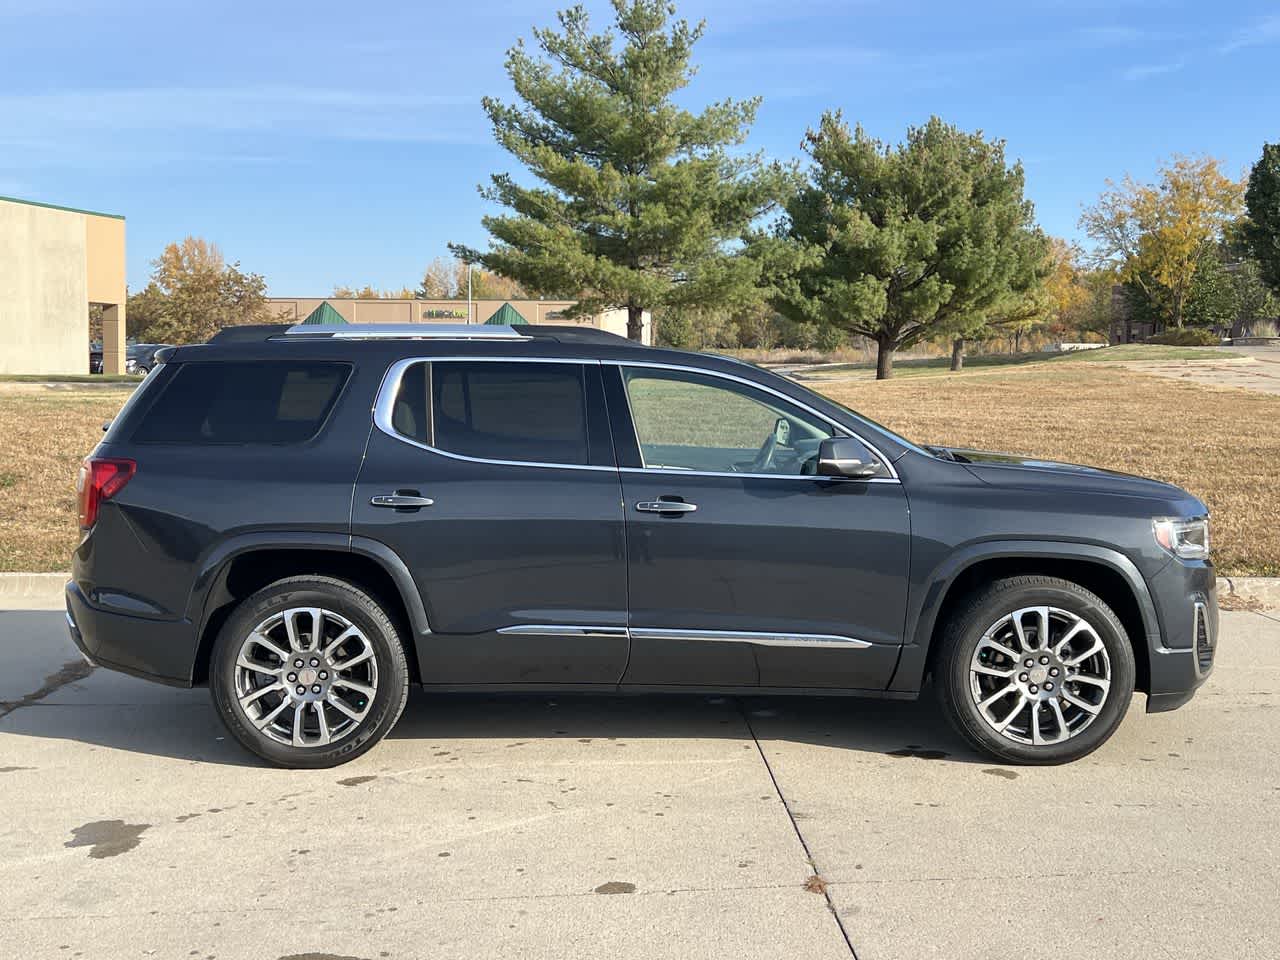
[1153,516,1209,560]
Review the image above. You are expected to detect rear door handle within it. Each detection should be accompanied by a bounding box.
[371,494,434,508]
[636,500,697,514]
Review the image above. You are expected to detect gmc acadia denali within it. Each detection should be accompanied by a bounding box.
[66,323,1217,768]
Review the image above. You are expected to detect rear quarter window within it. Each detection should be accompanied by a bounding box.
[130,361,351,444]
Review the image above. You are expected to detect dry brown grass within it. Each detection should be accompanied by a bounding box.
[819,366,1280,577]
[2,366,1278,576]
[0,385,130,572]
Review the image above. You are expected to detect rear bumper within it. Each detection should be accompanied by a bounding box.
[65,581,196,687]
[1143,559,1217,713]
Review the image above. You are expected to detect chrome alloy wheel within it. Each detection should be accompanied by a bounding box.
[968,606,1112,746]
[233,607,379,747]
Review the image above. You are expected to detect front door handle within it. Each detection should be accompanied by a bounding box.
[371,494,434,508]
[636,500,697,514]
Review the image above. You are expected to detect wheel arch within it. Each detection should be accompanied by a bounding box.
[187,533,429,686]
[892,542,1160,696]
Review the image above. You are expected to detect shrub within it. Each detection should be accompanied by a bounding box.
[1145,328,1220,346]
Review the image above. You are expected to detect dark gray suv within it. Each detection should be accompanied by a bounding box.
[65,323,1217,768]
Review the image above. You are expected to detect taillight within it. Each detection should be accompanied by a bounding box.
[76,457,136,529]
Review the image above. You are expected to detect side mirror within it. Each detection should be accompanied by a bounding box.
[816,437,880,479]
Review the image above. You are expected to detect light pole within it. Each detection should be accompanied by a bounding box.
[466,264,473,324]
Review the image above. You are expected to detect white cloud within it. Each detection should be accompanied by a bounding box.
[1076,25,1144,47]
[1219,13,1280,53]
[1121,61,1184,81]
[0,85,483,147]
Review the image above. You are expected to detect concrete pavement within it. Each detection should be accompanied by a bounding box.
[1119,341,1280,396]
[2,598,1277,959]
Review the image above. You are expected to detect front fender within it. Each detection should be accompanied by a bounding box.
[888,540,1161,694]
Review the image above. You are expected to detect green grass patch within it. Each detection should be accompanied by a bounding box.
[0,374,140,384]
[784,343,1225,380]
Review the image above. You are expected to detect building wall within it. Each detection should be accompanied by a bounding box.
[266,297,652,344]
[0,197,126,375]
[84,214,126,305]
[0,199,89,374]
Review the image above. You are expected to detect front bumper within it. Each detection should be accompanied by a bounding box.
[65,580,196,687]
[1144,559,1217,713]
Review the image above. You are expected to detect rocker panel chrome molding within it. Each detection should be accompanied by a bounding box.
[497,624,871,649]
[497,624,630,639]
[629,627,871,649]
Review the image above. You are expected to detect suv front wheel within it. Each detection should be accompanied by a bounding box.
[210,576,410,768]
[935,575,1136,765]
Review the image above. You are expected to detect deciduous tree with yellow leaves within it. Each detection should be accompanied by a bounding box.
[1080,155,1244,328]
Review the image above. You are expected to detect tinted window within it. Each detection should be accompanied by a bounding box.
[429,362,590,465]
[622,367,844,475]
[133,361,350,444]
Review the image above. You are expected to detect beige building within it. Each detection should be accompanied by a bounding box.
[0,195,127,374]
[267,297,652,344]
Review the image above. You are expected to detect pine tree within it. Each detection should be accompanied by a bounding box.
[1244,142,1280,293]
[449,1,792,340]
[759,114,1042,378]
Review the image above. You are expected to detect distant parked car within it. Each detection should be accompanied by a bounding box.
[88,342,103,374]
[126,343,173,375]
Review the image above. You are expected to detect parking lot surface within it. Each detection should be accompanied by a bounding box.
[2,594,1277,959]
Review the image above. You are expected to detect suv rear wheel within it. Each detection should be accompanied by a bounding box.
[210,576,410,768]
[935,575,1135,765]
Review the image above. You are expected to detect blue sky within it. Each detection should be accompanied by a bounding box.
[2,0,1278,294]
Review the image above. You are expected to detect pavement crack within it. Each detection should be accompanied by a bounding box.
[739,700,859,960]
[0,659,94,719]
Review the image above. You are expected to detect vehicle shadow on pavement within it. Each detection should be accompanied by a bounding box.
[385,686,984,764]
[0,674,983,767]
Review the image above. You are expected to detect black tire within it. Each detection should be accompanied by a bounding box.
[209,576,410,768]
[934,575,1135,765]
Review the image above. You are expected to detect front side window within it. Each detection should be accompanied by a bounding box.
[621,366,866,475]
[389,361,593,465]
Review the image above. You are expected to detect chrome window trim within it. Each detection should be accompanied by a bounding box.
[608,360,899,482]
[371,355,899,481]
[629,627,871,649]
[372,356,616,472]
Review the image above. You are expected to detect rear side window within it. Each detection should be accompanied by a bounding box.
[434,362,589,464]
[132,361,351,444]
[388,361,601,466]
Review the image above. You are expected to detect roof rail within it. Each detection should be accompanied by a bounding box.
[208,323,294,343]
[521,325,631,344]
[275,323,532,340]
[208,322,639,345]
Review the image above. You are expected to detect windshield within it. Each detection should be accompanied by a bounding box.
[772,376,930,457]
[709,353,934,458]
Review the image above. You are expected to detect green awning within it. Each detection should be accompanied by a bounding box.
[300,302,348,325]
[484,302,528,325]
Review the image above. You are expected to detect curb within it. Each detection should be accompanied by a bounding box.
[0,573,67,610]
[0,572,67,598]
[1217,576,1280,612]
[3,571,1278,612]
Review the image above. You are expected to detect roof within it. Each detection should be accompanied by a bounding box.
[300,302,348,325]
[0,194,125,221]
[484,302,528,325]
